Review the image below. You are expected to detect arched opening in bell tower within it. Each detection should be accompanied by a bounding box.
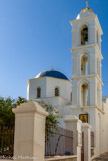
[97,58,101,78]
[97,85,100,107]
[81,25,88,45]
[81,54,88,75]
[97,83,102,108]
[81,83,88,107]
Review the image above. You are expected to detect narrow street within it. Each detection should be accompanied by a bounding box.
[93,152,108,161]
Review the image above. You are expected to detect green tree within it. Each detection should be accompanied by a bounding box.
[0,96,26,127]
[0,97,60,134]
[15,96,27,106]
[39,101,61,138]
[0,97,15,127]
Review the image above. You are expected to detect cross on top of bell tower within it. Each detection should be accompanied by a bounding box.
[86,1,88,8]
[81,1,94,13]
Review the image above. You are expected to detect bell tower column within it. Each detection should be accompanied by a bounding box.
[70,3,103,109]
[70,3,104,155]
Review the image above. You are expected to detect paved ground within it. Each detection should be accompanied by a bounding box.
[93,152,108,161]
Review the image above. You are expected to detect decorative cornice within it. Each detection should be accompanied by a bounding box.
[27,76,72,87]
[70,15,95,25]
[71,74,103,86]
[70,105,105,114]
[71,74,96,80]
[70,43,103,59]
[70,15,103,35]
[70,43,94,52]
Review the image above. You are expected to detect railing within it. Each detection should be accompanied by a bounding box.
[91,131,94,147]
[0,126,14,157]
[45,127,73,156]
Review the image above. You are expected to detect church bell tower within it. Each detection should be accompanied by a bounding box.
[70,2,103,110]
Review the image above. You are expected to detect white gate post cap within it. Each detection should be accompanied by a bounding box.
[64,115,82,123]
[12,101,48,117]
[81,123,92,129]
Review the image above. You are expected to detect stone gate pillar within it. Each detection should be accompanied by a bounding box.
[82,123,92,161]
[64,115,82,161]
[12,101,48,161]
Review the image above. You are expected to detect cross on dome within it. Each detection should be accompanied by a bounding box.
[51,66,54,70]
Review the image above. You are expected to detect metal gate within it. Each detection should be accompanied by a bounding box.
[0,126,14,157]
[81,132,84,161]
[45,126,73,156]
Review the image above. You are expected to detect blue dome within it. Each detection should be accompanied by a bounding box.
[36,70,69,80]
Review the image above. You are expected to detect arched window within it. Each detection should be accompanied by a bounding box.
[97,58,101,78]
[81,83,88,107]
[81,25,88,45]
[81,54,88,75]
[71,92,72,101]
[97,30,98,44]
[37,87,41,98]
[97,84,102,108]
[55,87,59,96]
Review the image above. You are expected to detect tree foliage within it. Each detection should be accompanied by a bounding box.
[0,97,60,137]
[15,96,27,106]
[0,96,26,127]
[39,101,61,137]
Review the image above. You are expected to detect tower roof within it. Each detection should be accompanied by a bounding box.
[76,2,95,20]
[35,69,69,80]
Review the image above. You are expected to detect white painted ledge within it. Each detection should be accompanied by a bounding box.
[45,155,77,161]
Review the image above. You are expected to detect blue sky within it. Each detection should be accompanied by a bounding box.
[0,0,108,99]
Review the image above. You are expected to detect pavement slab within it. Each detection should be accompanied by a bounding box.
[92,152,108,161]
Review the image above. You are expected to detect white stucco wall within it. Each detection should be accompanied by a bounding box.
[100,97,108,154]
[27,78,47,100]
[35,96,71,107]
[27,77,72,105]
[45,78,72,100]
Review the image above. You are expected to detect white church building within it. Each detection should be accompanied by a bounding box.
[27,3,108,158]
